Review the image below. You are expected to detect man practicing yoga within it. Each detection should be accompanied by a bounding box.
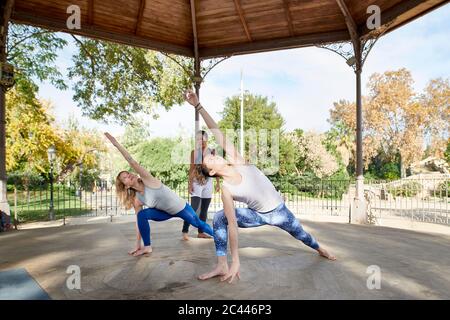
[105,132,214,257]
[184,90,336,283]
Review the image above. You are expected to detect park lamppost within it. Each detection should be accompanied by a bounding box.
[47,145,56,220]
[76,148,98,198]
[78,162,83,199]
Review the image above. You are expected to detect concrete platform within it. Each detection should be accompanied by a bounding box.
[1,218,449,299]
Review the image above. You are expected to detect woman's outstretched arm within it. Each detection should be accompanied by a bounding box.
[220,186,240,283]
[129,198,143,255]
[104,132,153,179]
[184,91,245,165]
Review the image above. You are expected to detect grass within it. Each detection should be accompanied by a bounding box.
[7,186,92,223]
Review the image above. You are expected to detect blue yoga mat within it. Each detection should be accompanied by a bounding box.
[0,268,51,300]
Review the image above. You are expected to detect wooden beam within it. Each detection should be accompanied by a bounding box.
[134,0,146,36]
[199,30,350,58]
[190,0,199,63]
[335,0,359,45]
[360,0,446,37]
[233,0,252,42]
[282,0,295,37]
[11,11,194,57]
[88,0,94,25]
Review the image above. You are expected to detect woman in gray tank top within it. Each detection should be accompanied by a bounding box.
[105,133,213,257]
[184,91,336,283]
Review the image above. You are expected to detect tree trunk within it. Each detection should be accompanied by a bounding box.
[399,152,406,178]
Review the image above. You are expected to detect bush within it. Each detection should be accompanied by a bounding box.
[7,172,47,191]
[432,181,450,198]
[387,181,422,197]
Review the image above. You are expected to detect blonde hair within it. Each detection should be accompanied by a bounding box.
[115,171,137,210]
[192,164,207,185]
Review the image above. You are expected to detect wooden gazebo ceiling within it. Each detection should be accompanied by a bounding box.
[11,0,448,59]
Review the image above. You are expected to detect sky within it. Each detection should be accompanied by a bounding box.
[37,4,450,138]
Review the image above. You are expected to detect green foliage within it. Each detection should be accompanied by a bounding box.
[131,137,189,187]
[8,185,91,223]
[366,153,400,181]
[7,172,46,191]
[445,140,450,164]
[5,87,65,174]
[7,23,68,98]
[219,94,284,132]
[121,121,151,149]
[433,180,450,198]
[387,181,422,197]
[380,162,401,180]
[68,39,192,123]
[218,93,285,174]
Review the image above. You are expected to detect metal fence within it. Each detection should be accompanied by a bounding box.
[7,175,450,226]
[364,177,449,225]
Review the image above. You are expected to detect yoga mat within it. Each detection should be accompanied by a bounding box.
[0,268,51,300]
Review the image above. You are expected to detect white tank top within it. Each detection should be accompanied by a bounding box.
[223,164,283,213]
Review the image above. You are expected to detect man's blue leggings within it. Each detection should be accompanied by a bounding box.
[137,203,214,246]
[213,203,320,256]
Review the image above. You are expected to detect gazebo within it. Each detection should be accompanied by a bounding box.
[0,0,448,223]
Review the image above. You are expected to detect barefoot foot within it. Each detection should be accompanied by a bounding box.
[197,232,212,239]
[182,233,190,241]
[133,246,152,257]
[317,247,336,261]
[198,264,228,280]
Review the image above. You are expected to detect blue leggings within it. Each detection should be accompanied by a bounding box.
[137,203,214,246]
[213,203,320,256]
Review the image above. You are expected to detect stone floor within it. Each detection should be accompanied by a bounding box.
[1,218,449,299]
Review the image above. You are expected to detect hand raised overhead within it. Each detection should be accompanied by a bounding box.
[184,90,199,107]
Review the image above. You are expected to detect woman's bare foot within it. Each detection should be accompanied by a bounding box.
[132,246,152,257]
[197,232,212,239]
[128,247,140,255]
[182,233,190,241]
[317,247,336,261]
[198,264,229,280]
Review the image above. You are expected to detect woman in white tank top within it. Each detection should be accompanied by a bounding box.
[181,130,220,240]
[184,91,336,283]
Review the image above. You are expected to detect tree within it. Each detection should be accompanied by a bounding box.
[329,69,446,178]
[2,22,68,211]
[129,137,189,187]
[219,93,285,174]
[121,121,151,149]
[420,78,450,159]
[7,24,68,101]
[6,88,106,187]
[57,117,107,182]
[285,130,339,179]
[5,88,65,175]
[68,38,192,123]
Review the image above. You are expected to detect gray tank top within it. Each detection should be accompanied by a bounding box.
[136,183,186,215]
[222,164,283,213]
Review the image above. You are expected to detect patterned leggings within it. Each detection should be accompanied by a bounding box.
[213,203,320,256]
